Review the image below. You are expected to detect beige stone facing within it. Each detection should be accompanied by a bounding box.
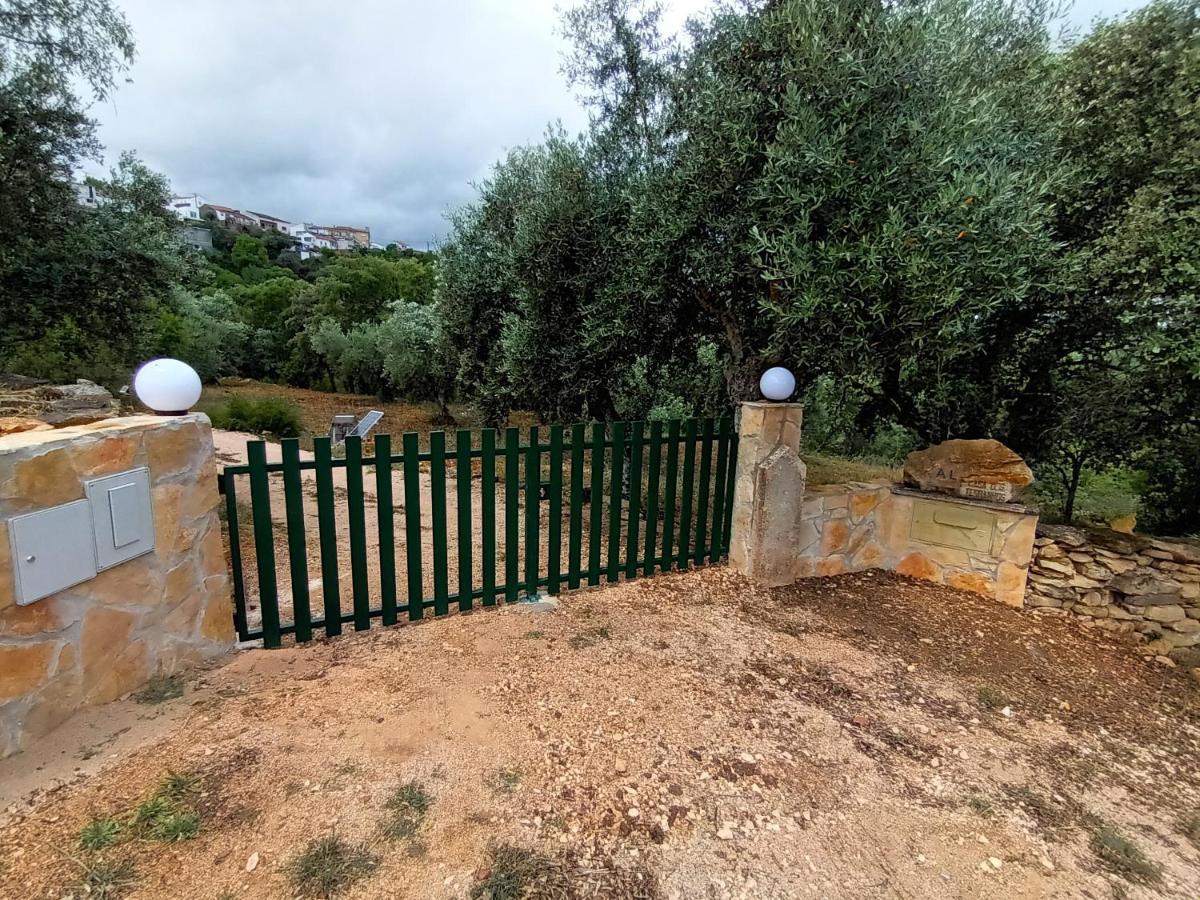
[727,402,1038,605]
[0,414,234,757]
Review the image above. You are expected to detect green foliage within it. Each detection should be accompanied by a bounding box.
[1089,824,1162,884]
[153,289,250,383]
[231,234,269,271]
[285,835,379,898]
[79,816,123,851]
[129,772,201,843]
[206,395,303,437]
[382,780,432,840]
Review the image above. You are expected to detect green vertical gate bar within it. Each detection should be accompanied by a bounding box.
[523,426,540,598]
[280,439,312,644]
[504,427,520,602]
[722,431,738,550]
[313,438,342,636]
[247,441,281,648]
[587,423,605,586]
[402,431,424,620]
[675,420,698,570]
[547,425,564,595]
[708,418,732,563]
[456,430,473,612]
[222,472,248,640]
[430,431,449,616]
[480,429,497,607]
[606,422,625,582]
[375,435,397,626]
[692,419,714,566]
[624,421,644,578]
[660,420,680,572]
[344,436,371,631]
[567,424,584,590]
[642,421,662,577]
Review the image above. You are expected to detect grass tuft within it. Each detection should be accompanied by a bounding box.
[569,626,611,649]
[470,844,551,900]
[133,672,186,705]
[966,796,994,818]
[492,768,522,794]
[382,780,432,840]
[1183,813,1200,848]
[521,630,545,639]
[79,816,123,851]
[129,771,202,842]
[1090,824,1161,884]
[77,856,136,899]
[977,686,1010,710]
[286,834,379,897]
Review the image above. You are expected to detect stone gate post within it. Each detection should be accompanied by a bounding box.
[728,402,807,586]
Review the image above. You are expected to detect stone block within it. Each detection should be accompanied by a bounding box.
[946,570,993,597]
[0,595,77,636]
[820,519,849,556]
[11,447,82,508]
[81,607,138,678]
[84,639,148,704]
[0,643,56,701]
[850,540,886,570]
[903,438,1032,500]
[994,561,1028,607]
[200,579,234,642]
[814,556,846,577]
[849,490,882,520]
[896,552,942,583]
[1144,605,1185,623]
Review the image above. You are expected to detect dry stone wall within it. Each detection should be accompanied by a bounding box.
[1025,525,1200,668]
[0,415,234,757]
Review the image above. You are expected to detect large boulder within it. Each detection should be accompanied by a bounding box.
[0,379,119,427]
[903,438,1033,503]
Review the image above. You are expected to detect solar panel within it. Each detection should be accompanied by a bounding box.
[348,409,384,438]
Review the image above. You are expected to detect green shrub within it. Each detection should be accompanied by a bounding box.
[206,395,302,437]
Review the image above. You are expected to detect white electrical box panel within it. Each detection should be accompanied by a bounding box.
[8,500,98,605]
[85,467,155,571]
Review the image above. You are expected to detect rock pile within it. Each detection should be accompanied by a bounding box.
[1025,524,1200,668]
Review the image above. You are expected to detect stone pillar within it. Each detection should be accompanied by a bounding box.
[728,402,807,586]
[0,415,234,757]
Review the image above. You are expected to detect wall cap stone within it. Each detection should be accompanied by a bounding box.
[890,484,1037,516]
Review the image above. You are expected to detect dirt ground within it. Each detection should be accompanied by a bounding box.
[2,567,1198,899]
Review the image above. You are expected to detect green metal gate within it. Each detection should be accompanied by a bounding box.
[218,418,736,647]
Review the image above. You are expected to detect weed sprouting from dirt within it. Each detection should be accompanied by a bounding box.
[471,844,547,899]
[1003,785,1078,838]
[382,780,432,840]
[569,626,611,649]
[977,686,1010,710]
[130,771,202,842]
[1183,813,1200,848]
[134,672,186,705]
[492,768,522,794]
[470,843,661,899]
[75,856,136,899]
[522,630,545,639]
[286,835,379,897]
[966,796,994,818]
[1090,824,1161,884]
[79,816,123,851]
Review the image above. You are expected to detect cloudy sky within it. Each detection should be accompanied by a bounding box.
[85,0,1145,248]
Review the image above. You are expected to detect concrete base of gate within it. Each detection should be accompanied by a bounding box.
[0,414,234,758]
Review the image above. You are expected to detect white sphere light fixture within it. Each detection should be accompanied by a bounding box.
[133,358,202,415]
[759,366,796,402]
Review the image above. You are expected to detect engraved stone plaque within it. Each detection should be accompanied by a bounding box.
[910,499,997,553]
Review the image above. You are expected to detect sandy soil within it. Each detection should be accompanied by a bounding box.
[2,568,1198,899]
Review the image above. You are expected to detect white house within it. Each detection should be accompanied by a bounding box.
[73,181,108,209]
[166,194,206,220]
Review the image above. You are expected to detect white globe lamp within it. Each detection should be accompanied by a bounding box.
[759,366,796,402]
[133,358,202,415]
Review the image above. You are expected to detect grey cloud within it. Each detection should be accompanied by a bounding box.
[84,0,1138,246]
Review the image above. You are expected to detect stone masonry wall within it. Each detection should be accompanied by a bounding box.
[1025,525,1200,669]
[795,484,1037,607]
[0,415,234,757]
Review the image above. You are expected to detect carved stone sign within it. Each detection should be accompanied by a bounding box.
[903,439,1032,502]
[910,499,997,553]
